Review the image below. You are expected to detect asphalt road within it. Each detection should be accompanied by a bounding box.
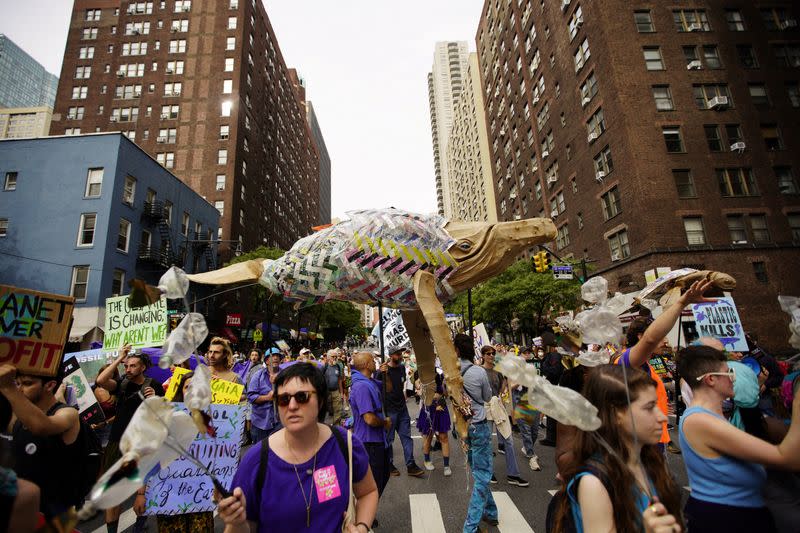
[77,400,689,532]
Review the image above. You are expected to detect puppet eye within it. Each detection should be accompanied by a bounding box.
[457,241,472,251]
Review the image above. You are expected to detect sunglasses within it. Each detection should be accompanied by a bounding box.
[276,390,317,406]
[696,367,736,383]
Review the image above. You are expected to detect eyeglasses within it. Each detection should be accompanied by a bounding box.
[696,367,736,383]
[276,390,317,406]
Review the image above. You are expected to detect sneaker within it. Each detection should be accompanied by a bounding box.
[490,474,499,484]
[389,465,401,477]
[507,475,530,487]
[497,447,506,455]
[443,466,452,476]
[424,460,435,471]
[667,441,682,455]
[482,515,499,526]
[407,463,425,477]
[529,455,541,471]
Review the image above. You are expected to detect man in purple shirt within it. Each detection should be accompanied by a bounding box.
[247,352,282,443]
[350,352,391,497]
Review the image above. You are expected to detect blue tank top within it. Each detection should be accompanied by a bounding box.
[679,406,766,507]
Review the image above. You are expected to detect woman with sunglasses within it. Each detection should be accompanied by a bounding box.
[677,345,800,532]
[218,363,379,533]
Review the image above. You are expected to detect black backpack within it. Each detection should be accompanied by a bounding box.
[47,403,102,506]
[545,462,613,533]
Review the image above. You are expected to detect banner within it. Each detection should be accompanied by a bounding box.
[103,295,168,351]
[0,285,75,376]
[62,356,105,425]
[370,309,410,354]
[690,296,748,352]
[143,403,245,515]
[165,367,244,404]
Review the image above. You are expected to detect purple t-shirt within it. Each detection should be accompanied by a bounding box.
[349,378,386,444]
[232,428,370,533]
[246,368,275,431]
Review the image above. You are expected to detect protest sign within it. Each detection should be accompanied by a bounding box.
[143,403,245,515]
[103,295,168,351]
[691,296,748,352]
[0,285,75,376]
[165,367,244,404]
[62,356,105,425]
[370,309,410,355]
[472,323,491,359]
[648,355,669,379]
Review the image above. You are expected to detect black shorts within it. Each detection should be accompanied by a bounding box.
[685,496,777,533]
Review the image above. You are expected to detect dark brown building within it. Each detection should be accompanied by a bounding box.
[50,0,319,256]
[477,0,800,350]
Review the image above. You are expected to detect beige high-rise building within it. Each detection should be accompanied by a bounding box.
[427,41,469,218]
[0,107,52,139]
[445,53,497,222]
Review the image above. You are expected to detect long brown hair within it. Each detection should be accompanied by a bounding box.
[552,365,683,532]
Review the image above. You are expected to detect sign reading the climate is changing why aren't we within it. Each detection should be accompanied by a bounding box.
[103,295,168,351]
[690,296,748,352]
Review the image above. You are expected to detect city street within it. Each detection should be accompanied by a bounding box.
[77,401,689,533]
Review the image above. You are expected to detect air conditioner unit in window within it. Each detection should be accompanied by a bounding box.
[160,113,169,119]
[561,0,570,11]
[542,149,550,158]
[688,23,703,32]
[708,95,729,109]
[547,176,558,185]
[514,214,521,220]
[170,27,178,33]
[596,170,606,181]
[166,68,174,74]
[611,251,621,261]
[730,141,746,152]
[575,17,584,28]
[533,95,540,105]
[156,136,167,143]
[109,116,117,122]
[117,71,126,77]
[509,191,517,199]
[581,95,591,106]
[687,60,702,70]
[182,5,190,11]
[133,29,141,35]
[733,240,748,244]
[551,211,559,218]
[499,128,507,137]
[133,91,141,97]
[588,131,599,142]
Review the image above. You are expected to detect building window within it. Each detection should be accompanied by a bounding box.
[82,27,98,40]
[67,106,85,120]
[702,45,722,69]
[225,58,234,72]
[643,47,664,70]
[749,84,770,107]
[586,108,606,141]
[181,212,190,236]
[163,201,173,225]
[774,44,800,67]
[161,104,179,119]
[239,209,245,227]
[171,19,189,32]
[221,100,232,117]
[673,9,710,32]
[673,169,696,198]
[600,186,621,220]
[752,262,768,284]
[4,172,17,191]
[216,174,225,191]
[761,8,792,31]
[215,201,224,216]
[78,46,95,59]
[717,168,758,197]
[692,84,732,109]
[761,124,784,150]
[574,38,591,72]
[70,266,89,301]
[218,149,228,165]
[228,16,237,29]
[750,215,770,243]
[662,127,684,153]
[122,175,136,205]
[683,217,706,245]
[71,86,88,99]
[175,0,191,11]
[737,45,759,69]
[704,125,722,152]
[556,224,570,250]
[775,166,799,194]
[85,168,103,197]
[608,230,630,261]
[158,128,177,143]
[164,82,182,96]
[787,83,800,107]
[168,39,187,53]
[726,9,746,31]
[593,145,614,175]
[166,60,184,74]
[788,213,800,241]
[85,8,101,21]
[117,219,131,252]
[579,71,599,106]
[75,66,92,79]
[223,80,233,93]
[111,269,126,296]
[634,10,654,32]
[652,85,674,111]
[725,124,744,145]
[727,215,747,243]
[219,125,230,139]
[66,128,81,135]
[226,37,236,51]
[77,213,97,246]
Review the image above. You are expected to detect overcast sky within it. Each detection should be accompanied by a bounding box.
[0,0,485,219]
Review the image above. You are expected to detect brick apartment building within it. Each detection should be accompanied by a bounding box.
[476,1,800,349]
[49,0,319,256]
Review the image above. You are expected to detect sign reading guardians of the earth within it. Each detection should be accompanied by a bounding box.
[103,295,168,351]
[143,403,245,515]
[165,366,244,405]
[0,285,75,376]
[691,296,748,352]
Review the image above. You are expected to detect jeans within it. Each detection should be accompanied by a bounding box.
[493,422,520,477]
[386,407,415,467]
[464,421,497,533]
[513,389,540,456]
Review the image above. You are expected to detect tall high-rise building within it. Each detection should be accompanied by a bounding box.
[477,1,799,346]
[427,41,469,218]
[445,52,497,222]
[306,101,331,225]
[49,1,319,254]
[0,34,59,108]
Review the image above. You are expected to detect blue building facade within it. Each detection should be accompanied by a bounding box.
[0,34,59,108]
[0,133,219,347]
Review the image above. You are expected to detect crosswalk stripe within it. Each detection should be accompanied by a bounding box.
[548,489,558,496]
[492,491,535,533]
[91,508,137,533]
[410,493,447,533]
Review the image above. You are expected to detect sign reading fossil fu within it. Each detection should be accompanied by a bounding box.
[0,285,75,376]
[103,295,168,351]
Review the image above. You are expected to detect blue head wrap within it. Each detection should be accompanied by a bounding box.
[728,361,759,430]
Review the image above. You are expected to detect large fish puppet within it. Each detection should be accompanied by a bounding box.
[188,208,596,436]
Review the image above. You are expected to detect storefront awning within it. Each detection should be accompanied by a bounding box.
[69,307,105,342]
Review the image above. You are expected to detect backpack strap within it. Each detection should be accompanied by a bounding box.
[460,364,483,405]
[327,424,350,473]
[253,434,270,513]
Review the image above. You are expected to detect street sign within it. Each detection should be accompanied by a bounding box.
[552,264,574,280]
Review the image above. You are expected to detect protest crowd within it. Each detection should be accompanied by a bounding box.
[1,274,800,533]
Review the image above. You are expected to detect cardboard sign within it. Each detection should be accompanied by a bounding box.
[103,295,168,351]
[165,367,244,405]
[691,296,748,352]
[62,356,105,425]
[0,285,75,376]
[143,403,245,515]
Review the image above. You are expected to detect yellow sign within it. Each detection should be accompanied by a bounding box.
[253,329,263,342]
[165,366,244,405]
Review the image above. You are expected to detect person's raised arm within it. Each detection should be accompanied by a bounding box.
[96,345,131,392]
[629,280,715,367]
[0,365,79,437]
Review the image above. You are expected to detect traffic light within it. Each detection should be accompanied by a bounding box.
[533,251,551,272]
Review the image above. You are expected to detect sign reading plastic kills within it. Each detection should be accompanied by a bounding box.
[103,295,168,351]
[691,296,748,352]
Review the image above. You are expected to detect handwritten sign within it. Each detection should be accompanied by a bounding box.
[371,309,410,354]
[472,323,491,360]
[62,356,105,425]
[165,367,244,405]
[143,403,244,515]
[691,297,748,352]
[0,285,75,376]
[103,295,167,351]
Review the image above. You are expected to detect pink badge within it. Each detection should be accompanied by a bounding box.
[313,465,342,503]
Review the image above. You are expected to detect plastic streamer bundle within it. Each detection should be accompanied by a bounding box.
[778,296,800,349]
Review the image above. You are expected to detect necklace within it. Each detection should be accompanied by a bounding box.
[285,430,319,528]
